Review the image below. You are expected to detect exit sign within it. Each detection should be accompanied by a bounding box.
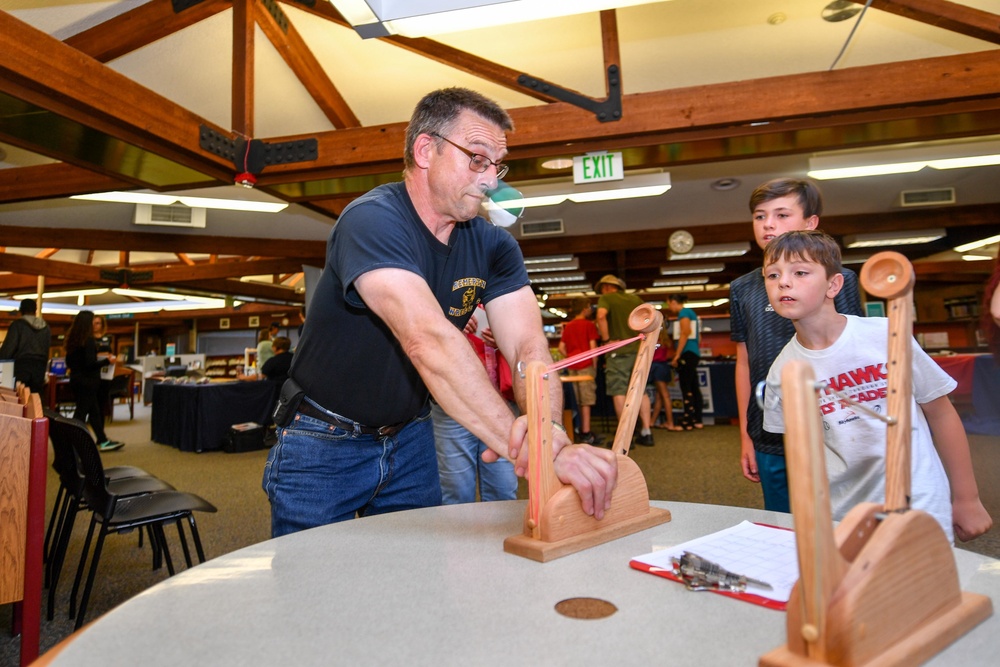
[573,152,624,184]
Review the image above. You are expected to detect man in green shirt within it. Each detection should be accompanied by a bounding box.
[595,274,654,447]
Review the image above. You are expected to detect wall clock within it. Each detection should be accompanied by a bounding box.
[669,229,694,255]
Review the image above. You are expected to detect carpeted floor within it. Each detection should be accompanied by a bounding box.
[3,403,998,665]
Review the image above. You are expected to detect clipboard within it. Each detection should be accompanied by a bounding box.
[629,520,798,611]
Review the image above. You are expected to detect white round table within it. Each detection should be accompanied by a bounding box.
[46,501,1000,666]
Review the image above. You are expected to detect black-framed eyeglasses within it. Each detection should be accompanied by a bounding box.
[431,133,509,180]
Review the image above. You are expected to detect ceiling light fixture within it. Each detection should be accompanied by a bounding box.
[538,284,594,294]
[500,171,671,209]
[330,0,668,38]
[71,191,288,213]
[524,254,574,265]
[685,298,730,309]
[653,277,711,287]
[961,254,993,262]
[659,263,725,275]
[541,158,574,170]
[954,234,1000,253]
[524,259,580,273]
[667,242,749,260]
[807,139,1000,180]
[843,228,946,248]
[529,272,587,284]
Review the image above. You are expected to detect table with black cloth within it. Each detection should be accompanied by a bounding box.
[150,381,278,452]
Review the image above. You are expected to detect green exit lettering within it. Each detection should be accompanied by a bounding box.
[582,154,615,180]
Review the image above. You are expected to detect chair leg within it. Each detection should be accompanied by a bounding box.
[175,518,193,568]
[44,484,67,567]
[69,515,98,620]
[44,488,71,587]
[187,514,208,563]
[47,501,79,621]
[153,524,176,575]
[74,525,109,631]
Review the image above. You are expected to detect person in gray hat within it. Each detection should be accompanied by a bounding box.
[595,274,654,446]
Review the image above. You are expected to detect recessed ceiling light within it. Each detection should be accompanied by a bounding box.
[541,158,573,170]
[767,13,786,25]
[822,1,861,22]
[710,178,741,191]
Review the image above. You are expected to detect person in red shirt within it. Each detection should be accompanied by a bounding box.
[558,297,602,445]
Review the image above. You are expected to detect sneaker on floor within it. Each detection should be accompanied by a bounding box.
[634,433,655,447]
[579,431,603,446]
[98,440,125,452]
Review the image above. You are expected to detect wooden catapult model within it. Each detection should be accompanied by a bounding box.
[504,303,672,562]
[760,251,993,667]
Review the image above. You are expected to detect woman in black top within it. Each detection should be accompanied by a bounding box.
[65,310,123,451]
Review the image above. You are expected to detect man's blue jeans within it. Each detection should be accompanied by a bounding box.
[430,402,517,504]
[262,401,440,537]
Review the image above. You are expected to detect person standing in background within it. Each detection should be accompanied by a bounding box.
[595,274,654,447]
[255,329,274,371]
[558,296,602,445]
[0,298,51,394]
[92,314,113,420]
[650,327,679,431]
[66,310,123,451]
[667,294,703,430]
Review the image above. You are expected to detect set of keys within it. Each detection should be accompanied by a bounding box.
[670,551,773,593]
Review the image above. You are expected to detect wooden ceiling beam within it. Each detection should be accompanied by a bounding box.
[256,0,360,128]
[0,11,235,182]
[144,257,312,283]
[857,0,1000,45]
[233,0,255,137]
[0,254,105,282]
[171,277,303,302]
[0,164,131,203]
[0,225,326,259]
[256,50,1000,177]
[63,0,232,62]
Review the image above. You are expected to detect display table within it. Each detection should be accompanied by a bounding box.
[40,501,999,666]
[933,353,1000,435]
[150,381,277,452]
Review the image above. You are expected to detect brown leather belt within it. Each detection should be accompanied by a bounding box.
[296,401,410,438]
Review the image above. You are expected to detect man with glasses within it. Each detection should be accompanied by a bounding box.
[264,88,618,537]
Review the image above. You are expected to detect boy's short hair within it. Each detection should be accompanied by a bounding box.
[763,230,843,278]
[271,336,291,353]
[668,293,688,304]
[570,296,591,316]
[748,178,823,218]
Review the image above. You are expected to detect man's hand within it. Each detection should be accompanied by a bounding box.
[490,415,618,519]
[740,436,760,483]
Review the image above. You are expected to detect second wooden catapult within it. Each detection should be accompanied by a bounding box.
[760,251,992,667]
[504,303,671,562]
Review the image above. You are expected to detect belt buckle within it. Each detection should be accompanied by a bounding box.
[376,424,395,438]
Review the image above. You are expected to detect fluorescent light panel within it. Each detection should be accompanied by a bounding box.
[525,259,579,273]
[500,171,670,209]
[524,254,574,265]
[539,284,593,293]
[71,191,288,213]
[529,272,586,284]
[808,139,1000,180]
[653,277,710,287]
[954,234,1000,253]
[659,263,724,275]
[843,228,945,248]
[668,242,749,260]
[331,1,667,38]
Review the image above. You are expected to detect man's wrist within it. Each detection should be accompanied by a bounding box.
[552,421,566,433]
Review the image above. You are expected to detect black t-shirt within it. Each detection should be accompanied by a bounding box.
[729,266,863,456]
[261,351,292,384]
[289,182,529,426]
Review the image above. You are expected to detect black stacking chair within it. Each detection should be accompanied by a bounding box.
[44,413,177,621]
[43,409,155,573]
[53,414,217,630]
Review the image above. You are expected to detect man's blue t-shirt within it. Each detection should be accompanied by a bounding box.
[290,182,529,426]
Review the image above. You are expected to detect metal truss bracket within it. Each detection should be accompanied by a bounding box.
[517,64,622,123]
[199,126,318,174]
[100,269,153,287]
[259,0,289,32]
[172,0,207,13]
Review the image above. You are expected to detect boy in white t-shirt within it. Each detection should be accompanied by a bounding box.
[760,230,991,543]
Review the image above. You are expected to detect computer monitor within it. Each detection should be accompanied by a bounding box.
[49,358,67,377]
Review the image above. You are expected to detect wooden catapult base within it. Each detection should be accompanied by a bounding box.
[504,304,671,562]
[761,252,992,667]
[760,503,992,667]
